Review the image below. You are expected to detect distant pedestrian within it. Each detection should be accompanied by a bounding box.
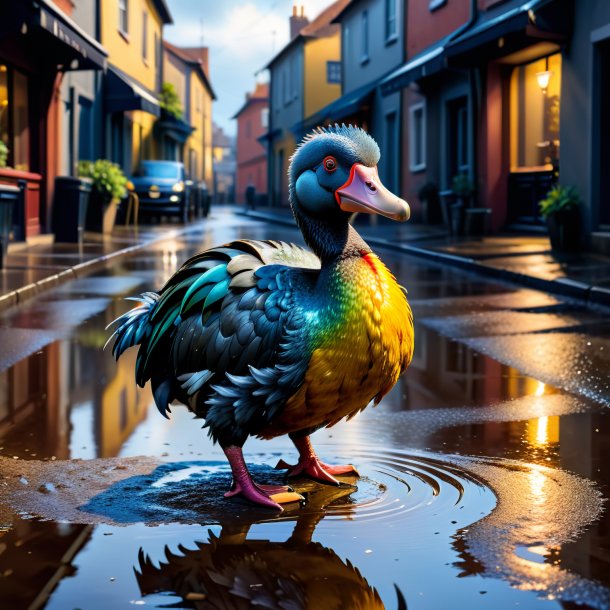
[245,184,256,210]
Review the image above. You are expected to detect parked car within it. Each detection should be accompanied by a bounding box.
[130,160,194,222]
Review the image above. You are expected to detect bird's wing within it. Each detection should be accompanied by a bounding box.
[135,240,320,439]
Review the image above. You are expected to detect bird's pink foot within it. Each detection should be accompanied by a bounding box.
[278,435,360,485]
[222,445,303,511]
[276,457,359,485]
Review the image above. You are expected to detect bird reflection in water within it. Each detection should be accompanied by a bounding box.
[134,479,397,609]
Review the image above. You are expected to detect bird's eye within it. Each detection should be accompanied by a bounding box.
[323,156,337,173]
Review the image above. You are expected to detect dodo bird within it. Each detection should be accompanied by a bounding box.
[109,125,414,510]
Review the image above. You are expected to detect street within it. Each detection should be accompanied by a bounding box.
[0,207,609,609]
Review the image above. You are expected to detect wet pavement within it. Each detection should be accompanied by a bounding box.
[0,208,609,609]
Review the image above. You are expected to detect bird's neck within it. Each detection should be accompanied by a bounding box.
[293,207,371,265]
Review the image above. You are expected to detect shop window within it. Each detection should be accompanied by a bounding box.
[409,101,426,172]
[0,65,30,171]
[510,53,561,170]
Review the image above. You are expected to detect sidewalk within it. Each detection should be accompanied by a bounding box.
[0,223,196,313]
[241,206,610,309]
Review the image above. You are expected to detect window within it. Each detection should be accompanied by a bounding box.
[141,11,148,61]
[261,107,269,129]
[386,0,398,42]
[0,65,30,171]
[510,53,561,169]
[119,0,128,35]
[282,70,289,105]
[327,61,341,84]
[409,102,426,171]
[290,55,298,100]
[361,11,369,63]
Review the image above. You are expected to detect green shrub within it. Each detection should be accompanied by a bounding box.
[160,82,183,120]
[0,141,8,168]
[77,159,127,201]
[451,174,474,197]
[538,185,581,218]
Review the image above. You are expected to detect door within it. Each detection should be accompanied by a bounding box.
[598,39,610,227]
[447,96,469,182]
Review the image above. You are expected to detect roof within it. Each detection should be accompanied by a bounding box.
[265,0,349,69]
[151,0,172,25]
[331,0,364,24]
[163,41,216,100]
[232,83,269,119]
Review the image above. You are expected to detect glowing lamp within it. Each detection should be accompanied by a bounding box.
[536,70,553,93]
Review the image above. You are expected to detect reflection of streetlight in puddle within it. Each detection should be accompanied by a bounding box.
[529,466,547,507]
[535,381,546,396]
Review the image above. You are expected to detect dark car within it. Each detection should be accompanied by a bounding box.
[131,161,192,222]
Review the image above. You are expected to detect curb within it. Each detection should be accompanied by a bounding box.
[0,223,202,314]
[242,211,610,310]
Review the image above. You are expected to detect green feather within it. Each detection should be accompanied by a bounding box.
[181,264,228,313]
[203,278,230,311]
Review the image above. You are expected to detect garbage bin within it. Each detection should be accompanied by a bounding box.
[53,176,92,243]
[0,184,20,269]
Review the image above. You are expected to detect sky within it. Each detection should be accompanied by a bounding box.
[164,1,335,136]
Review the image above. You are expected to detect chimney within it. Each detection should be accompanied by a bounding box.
[289,4,309,39]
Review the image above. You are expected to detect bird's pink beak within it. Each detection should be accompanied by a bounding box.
[335,163,410,222]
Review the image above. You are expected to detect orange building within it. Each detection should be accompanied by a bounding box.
[233,83,269,204]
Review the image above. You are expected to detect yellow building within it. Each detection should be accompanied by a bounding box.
[161,42,216,186]
[265,1,348,206]
[99,0,172,174]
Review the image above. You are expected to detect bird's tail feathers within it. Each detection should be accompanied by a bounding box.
[105,292,159,359]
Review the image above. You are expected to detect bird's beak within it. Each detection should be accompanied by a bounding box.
[335,163,410,222]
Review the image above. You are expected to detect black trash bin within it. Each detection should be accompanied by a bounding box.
[53,176,92,243]
[0,184,21,269]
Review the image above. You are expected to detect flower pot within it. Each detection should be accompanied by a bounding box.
[86,191,120,234]
[545,207,581,252]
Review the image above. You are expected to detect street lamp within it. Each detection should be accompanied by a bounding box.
[536,57,553,94]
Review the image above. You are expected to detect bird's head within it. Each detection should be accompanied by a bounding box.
[289,124,410,223]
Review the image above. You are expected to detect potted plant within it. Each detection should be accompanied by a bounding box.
[539,185,581,252]
[0,141,8,168]
[448,174,475,235]
[78,159,128,233]
[417,181,442,224]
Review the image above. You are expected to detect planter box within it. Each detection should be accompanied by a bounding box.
[0,184,20,268]
[53,176,92,243]
[546,208,581,252]
[85,191,119,234]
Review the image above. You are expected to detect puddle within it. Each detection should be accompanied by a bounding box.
[1,219,609,608]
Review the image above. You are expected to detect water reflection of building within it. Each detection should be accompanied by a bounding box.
[0,334,151,459]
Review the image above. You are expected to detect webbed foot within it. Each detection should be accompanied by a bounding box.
[276,457,359,485]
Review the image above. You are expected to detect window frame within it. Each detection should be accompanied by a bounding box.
[118,0,129,36]
[141,10,148,63]
[385,0,398,44]
[361,10,370,64]
[409,101,427,172]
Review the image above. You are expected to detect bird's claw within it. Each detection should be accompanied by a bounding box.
[224,478,303,510]
[276,457,359,485]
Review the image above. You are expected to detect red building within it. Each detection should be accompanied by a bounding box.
[233,83,269,205]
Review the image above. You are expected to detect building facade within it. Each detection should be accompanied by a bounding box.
[0,0,107,238]
[161,42,215,186]
[382,0,606,245]
[233,82,269,204]
[99,0,172,176]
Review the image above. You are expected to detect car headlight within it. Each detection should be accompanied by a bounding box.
[172,182,185,193]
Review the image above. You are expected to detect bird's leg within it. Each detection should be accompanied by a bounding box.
[276,434,359,485]
[222,445,304,510]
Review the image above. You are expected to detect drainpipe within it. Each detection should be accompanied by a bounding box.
[467,0,480,206]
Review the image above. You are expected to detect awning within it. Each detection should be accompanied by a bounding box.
[105,66,160,116]
[291,80,377,136]
[445,0,569,60]
[154,115,195,143]
[2,0,108,71]
[380,37,449,95]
